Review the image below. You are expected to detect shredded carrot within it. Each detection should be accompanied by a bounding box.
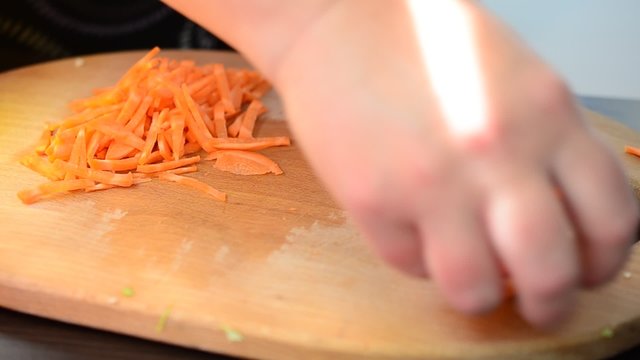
[214,150,283,175]
[207,136,290,151]
[18,179,95,204]
[159,173,226,202]
[625,145,640,158]
[238,100,264,139]
[136,155,201,174]
[18,47,287,205]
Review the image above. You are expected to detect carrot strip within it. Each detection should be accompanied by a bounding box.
[94,122,145,151]
[133,165,198,180]
[199,106,216,137]
[207,136,290,151]
[34,127,52,155]
[213,101,228,138]
[55,160,134,187]
[18,179,96,204]
[625,145,640,158]
[212,63,235,113]
[214,150,283,175]
[84,183,117,192]
[89,155,140,172]
[238,100,264,139]
[159,173,226,202]
[139,110,165,164]
[157,131,174,161]
[170,113,185,160]
[184,142,201,155]
[20,154,66,181]
[227,113,243,138]
[180,84,216,152]
[115,90,143,125]
[136,155,201,174]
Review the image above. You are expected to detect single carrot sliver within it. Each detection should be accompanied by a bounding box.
[159,173,226,202]
[625,145,640,158]
[18,179,95,204]
[136,155,201,174]
[207,136,290,151]
[55,159,134,187]
[214,150,283,175]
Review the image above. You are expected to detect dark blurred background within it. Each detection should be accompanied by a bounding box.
[0,0,233,72]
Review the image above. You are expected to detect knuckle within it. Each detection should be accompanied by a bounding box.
[531,72,575,120]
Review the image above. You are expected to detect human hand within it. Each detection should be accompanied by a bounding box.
[164,0,639,328]
[272,0,639,327]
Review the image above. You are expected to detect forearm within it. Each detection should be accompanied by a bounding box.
[161,0,338,82]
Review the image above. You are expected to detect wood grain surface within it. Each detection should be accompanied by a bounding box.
[1,50,640,360]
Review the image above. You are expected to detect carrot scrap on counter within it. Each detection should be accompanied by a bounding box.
[18,47,290,204]
[625,145,640,158]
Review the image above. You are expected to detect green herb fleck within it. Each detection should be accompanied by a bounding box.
[122,287,135,297]
[221,325,244,342]
[601,327,615,339]
[155,305,173,333]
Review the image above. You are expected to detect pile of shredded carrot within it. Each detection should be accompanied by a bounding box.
[18,47,290,205]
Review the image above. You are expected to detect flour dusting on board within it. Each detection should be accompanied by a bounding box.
[214,245,230,263]
[170,238,194,272]
[267,216,371,267]
[75,200,127,251]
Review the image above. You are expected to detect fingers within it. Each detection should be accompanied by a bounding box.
[420,191,503,314]
[487,173,579,328]
[553,130,639,287]
[355,213,427,277]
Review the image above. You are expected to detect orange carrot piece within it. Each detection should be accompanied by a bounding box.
[133,165,198,180]
[238,100,264,139]
[180,84,216,152]
[199,106,216,137]
[54,160,134,187]
[212,63,235,113]
[84,183,117,192]
[159,173,226,202]
[115,90,143,125]
[170,113,185,160]
[207,136,290,151]
[213,101,228,138]
[35,127,52,155]
[65,128,87,180]
[214,150,283,175]
[157,131,174,161]
[136,155,201,174]
[184,142,201,155]
[18,179,96,204]
[227,113,243,138]
[625,145,640,158]
[188,74,215,95]
[139,110,165,164]
[94,122,145,151]
[89,155,140,172]
[229,83,243,111]
[20,154,66,181]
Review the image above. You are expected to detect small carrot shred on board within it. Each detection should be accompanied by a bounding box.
[18,47,290,204]
[625,145,640,158]
[159,173,227,202]
[215,150,283,175]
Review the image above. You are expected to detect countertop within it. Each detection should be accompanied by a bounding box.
[1,96,639,360]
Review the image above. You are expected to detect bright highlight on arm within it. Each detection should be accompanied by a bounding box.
[408,0,487,138]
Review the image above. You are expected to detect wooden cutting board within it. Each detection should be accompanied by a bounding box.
[1,50,640,360]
